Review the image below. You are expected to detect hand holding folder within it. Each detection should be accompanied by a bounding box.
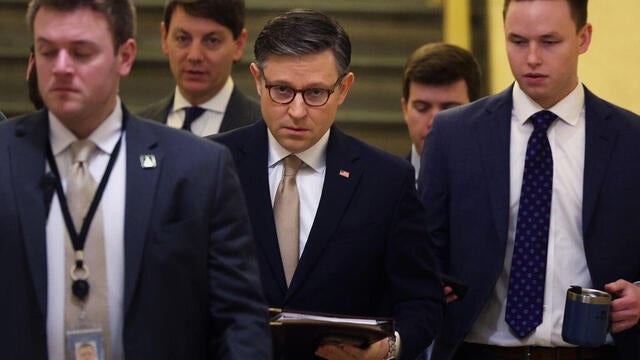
[269,308,394,357]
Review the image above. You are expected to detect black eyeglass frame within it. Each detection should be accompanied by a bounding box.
[262,73,346,107]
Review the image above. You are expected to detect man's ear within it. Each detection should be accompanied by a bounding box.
[160,21,169,56]
[401,97,409,123]
[250,63,263,97]
[233,28,248,62]
[117,38,137,77]
[336,72,355,105]
[578,23,592,54]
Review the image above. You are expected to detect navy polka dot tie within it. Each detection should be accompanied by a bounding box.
[505,110,557,338]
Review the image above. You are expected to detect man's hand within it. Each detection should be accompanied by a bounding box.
[444,285,458,304]
[315,338,389,360]
[605,279,640,333]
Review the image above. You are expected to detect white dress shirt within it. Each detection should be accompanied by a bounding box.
[466,82,605,346]
[46,98,126,359]
[167,76,234,137]
[410,144,421,183]
[267,129,329,258]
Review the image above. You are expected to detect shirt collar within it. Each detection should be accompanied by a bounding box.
[172,76,234,114]
[512,81,585,127]
[49,97,124,156]
[267,127,330,173]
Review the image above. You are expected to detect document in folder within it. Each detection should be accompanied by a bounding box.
[269,308,394,355]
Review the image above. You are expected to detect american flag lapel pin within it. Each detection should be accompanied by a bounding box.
[140,154,157,169]
[339,169,350,178]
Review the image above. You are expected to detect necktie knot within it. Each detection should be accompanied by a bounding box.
[67,140,97,228]
[283,155,303,177]
[530,110,557,133]
[183,106,206,131]
[71,139,96,165]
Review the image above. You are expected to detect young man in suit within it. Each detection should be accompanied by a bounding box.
[401,43,481,183]
[419,1,640,359]
[402,44,482,360]
[0,0,270,358]
[212,9,443,360]
[138,0,260,136]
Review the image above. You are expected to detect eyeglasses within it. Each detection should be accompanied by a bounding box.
[263,74,345,107]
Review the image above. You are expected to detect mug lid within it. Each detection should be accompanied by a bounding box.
[567,285,611,305]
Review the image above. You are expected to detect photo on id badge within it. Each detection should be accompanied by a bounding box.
[66,328,105,360]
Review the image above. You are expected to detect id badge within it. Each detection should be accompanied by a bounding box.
[66,327,105,360]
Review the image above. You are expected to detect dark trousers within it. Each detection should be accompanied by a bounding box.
[452,342,620,360]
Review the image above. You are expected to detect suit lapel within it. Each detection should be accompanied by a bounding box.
[158,94,173,125]
[10,112,50,315]
[122,108,163,313]
[474,88,513,249]
[237,122,289,294]
[473,86,616,254]
[287,127,362,297]
[582,88,617,237]
[219,86,242,132]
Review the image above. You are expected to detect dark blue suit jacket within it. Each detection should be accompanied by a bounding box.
[212,121,443,360]
[138,85,260,133]
[0,107,271,359]
[419,86,640,360]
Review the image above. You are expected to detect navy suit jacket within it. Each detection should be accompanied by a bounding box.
[212,121,443,360]
[419,86,640,360]
[138,84,260,133]
[0,107,271,359]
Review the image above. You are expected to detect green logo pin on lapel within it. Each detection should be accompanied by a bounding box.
[140,154,157,169]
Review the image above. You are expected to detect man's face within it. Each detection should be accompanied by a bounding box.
[401,79,469,154]
[504,0,591,108]
[77,345,97,360]
[34,6,134,128]
[162,5,247,105]
[250,49,354,153]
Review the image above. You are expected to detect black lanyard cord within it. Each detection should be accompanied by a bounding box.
[45,119,126,268]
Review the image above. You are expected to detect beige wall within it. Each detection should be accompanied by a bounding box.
[443,0,471,50]
[487,0,640,114]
